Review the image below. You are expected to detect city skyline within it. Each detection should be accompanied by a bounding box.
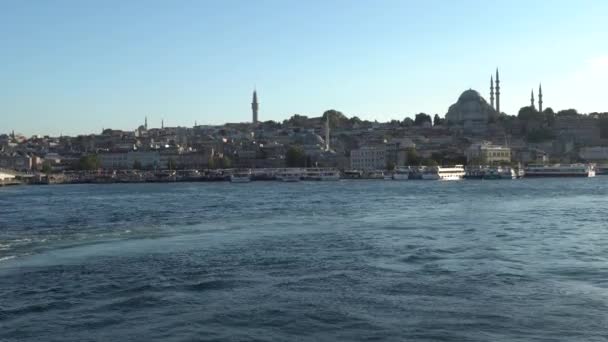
[2,0,608,136]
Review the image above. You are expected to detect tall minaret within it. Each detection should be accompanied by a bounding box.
[495,68,501,113]
[251,90,259,124]
[538,84,543,113]
[325,115,330,151]
[145,116,148,130]
[490,75,495,110]
[530,89,535,109]
[161,119,164,129]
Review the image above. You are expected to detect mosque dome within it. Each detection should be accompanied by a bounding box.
[458,89,482,102]
[445,89,498,133]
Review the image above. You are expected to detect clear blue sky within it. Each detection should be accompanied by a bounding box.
[1,0,607,136]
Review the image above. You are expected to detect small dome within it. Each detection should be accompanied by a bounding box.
[458,89,482,102]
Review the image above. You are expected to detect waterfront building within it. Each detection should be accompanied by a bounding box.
[579,146,608,161]
[0,152,33,171]
[465,142,511,165]
[350,146,387,170]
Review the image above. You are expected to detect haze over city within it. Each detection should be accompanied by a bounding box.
[2,0,608,136]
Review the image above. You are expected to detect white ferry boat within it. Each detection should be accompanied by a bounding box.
[303,168,340,181]
[596,164,608,175]
[230,170,252,183]
[365,170,386,179]
[392,167,410,180]
[524,164,595,178]
[422,165,465,181]
[276,169,304,182]
[483,166,516,180]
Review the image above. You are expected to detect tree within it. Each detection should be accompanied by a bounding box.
[167,158,177,170]
[402,117,414,127]
[284,114,309,127]
[133,160,142,170]
[41,161,53,174]
[322,109,349,129]
[556,109,579,117]
[220,156,232,169]
[433,114,444,126]
[414,113,432,126]
[405,148,421,165]
[207,156,216,169]
[543,107,556,126]
[349,116,362,127]
[79,155,100,171]
[285,146,307,167]
[517,106,541,122]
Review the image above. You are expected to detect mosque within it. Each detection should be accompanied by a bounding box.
[445,69,502,134]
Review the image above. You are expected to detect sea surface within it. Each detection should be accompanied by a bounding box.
[1,179,607,341]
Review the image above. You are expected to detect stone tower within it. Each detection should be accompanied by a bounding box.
[538,84,543,113]
[495,69,500,113]
[531,89,535,109]
[490,75,495,110]
[251,90,259,124]
[325,115,330,151]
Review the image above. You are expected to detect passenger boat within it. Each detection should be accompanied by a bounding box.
[392,167,410,180]
[422,165,465,180]
[230,170,252,183]
[276,169,303,182]
[365,170,386,179]
[303,168,340,181]
[524,164,595,178]
[464,166,485,180]
[342,170,363,179]
[596,164,608,175]
[483,166,516,180]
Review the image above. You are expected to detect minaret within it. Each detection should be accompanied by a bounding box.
[538,84,543,113]
[495,68,500,113]
[530,89,535,109]
[145,116,148,130]
[325,115,330,151]
[490,75,495,110]
[251,90,259,124]
[161,119,164,129]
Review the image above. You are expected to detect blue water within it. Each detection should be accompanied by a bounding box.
[1,179,607,341]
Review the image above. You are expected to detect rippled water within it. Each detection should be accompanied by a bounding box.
[1,179,607,341]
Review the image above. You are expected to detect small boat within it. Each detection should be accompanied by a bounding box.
[230,170,252,183]
[392,167,410,180]
[342,170,363,179]
[365,170,386,179]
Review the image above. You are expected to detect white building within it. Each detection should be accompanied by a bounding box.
[579,146,608,161]
[350,146,386,170]
[465,142,511,164]
[99,151,161,170]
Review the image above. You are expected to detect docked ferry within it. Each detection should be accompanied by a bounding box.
[422,165,465,181]
[483,166,516,180]
[596,164,608,175]
[276,169,304,182]
[230,170,252,183]
[303,168,340,181]
[392,167,410,180]
[524,164,595,178]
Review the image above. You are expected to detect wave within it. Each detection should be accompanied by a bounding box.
[0,255,16,263]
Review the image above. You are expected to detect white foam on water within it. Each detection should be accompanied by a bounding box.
[0,255,16,263]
